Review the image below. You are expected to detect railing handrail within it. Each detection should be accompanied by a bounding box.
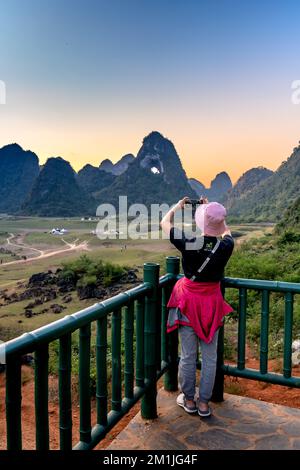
[224,277,300,293]
[176,274,300,294]
[4,282,152,358]
[4,273,176,358]
[5,274,300,358]
[2,256,300,451]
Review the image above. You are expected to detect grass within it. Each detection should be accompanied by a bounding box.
[0,218,276,348]
[225,230,300,361]
[224,377,243,395]
[24,231,99,247]
[0,231,9,244]
[0,253,17,262]
[0,241,176,341]
[0,292,98,342]
[3,217,298,407]
[0,216,98,231]
[23,232,67,247]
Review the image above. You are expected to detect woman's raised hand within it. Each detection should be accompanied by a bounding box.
[173,196,190,211]
[200,195,209,204]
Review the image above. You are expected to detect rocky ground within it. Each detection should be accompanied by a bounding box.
[0,267,139,321]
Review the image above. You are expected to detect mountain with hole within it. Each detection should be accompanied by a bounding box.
[1,134,300,221]
[94,131,197,207]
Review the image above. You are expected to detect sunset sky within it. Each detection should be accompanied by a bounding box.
[1,0,300,186]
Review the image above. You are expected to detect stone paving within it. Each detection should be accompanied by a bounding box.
[108,389,300,450]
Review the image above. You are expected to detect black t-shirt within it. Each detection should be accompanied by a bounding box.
[170,227,234,282]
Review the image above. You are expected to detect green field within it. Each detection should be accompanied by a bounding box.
[0,216,98,231]
[0,216,274,344]
[2,216,299,402]
[23,231,95,247]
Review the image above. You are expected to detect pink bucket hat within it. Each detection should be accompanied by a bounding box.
[195,202,227,236]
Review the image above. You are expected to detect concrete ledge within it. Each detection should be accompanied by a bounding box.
[107,389,300,450]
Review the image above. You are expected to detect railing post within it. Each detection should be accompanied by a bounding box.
[260,290,270,374]
[164,256,180,392]
[111,309,122,412]
[6,355,22,450]
[96,316,108,427]
[35,344,49,450]
[124,302,134,400]
[79,324,91,444]
[283,292,294,378]
[237,287,247,370]
[141,262,160,419]
[212,280,225,402]
[135,297,145,388]
[59,333,72,450]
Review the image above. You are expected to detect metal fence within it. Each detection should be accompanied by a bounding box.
[2,256,300,450]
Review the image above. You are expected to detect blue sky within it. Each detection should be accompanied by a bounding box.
[1,0,300,184]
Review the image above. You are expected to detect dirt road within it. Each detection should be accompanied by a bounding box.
[2,233,89,266]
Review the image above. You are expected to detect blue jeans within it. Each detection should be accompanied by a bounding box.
[178,325,219,403]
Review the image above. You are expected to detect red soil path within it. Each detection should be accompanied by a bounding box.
[1,359,300,450]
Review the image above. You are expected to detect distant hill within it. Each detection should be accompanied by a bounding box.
[99,154,135,176]
[188,177,206,196]
[276,197,300,233]
[0,144,39,213]
[2,135,300,220]
[22,157,91,216]
[227,145,300,222]
[77,164,116,201]
[224,167,274,209]
[188,172,232,202]
[209,172,232,200]
[95,131,197,206]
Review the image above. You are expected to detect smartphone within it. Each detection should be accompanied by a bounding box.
[184,199,201,206]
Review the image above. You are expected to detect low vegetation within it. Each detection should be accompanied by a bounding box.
[60,254,127,288]
[1,218,300,398]
[224,228,300,360]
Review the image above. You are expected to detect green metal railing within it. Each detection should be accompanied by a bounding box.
[3,257,179,450]
[2,256,300,450]
[212,277,300,400]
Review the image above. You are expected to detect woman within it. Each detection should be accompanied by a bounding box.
[160,196,234,418]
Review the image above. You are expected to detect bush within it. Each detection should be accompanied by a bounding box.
[225,231,300,360]
[277,230,300,246]
[60,255,126,289]
[77,274,97,288]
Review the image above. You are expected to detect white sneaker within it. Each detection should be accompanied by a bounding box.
[176,393,198,414]
[176,392,185,407]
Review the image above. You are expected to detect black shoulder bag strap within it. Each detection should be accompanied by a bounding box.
[190,239,221,281]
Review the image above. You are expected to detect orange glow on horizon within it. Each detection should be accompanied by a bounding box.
[0,112,299,187]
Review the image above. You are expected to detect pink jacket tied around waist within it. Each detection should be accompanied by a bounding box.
[167,277,233,343]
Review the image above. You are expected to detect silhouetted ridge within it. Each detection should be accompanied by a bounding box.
[77,164,116,198]
[22,157,91,216]
[99,154,135,175]
[227,144,300,221]
[188,172,232,201]
[0,143,39,213]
